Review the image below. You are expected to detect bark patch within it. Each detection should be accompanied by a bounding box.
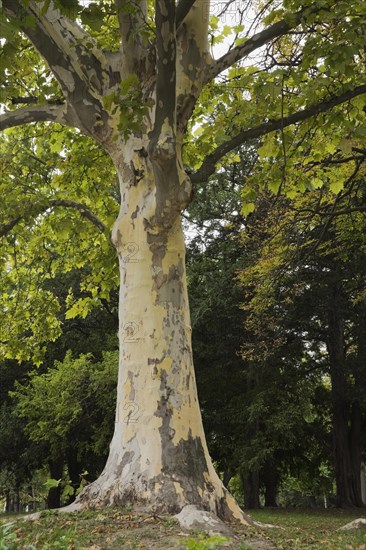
[154,373,209,506]
[114,450,135,479]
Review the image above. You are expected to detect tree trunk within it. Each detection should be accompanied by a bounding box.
[47,460,64,509]
[67,450,83,504]
[4,491,10,513]
[242,471,260,509]
[350,401,365,507]
[70,147,249,522]
[361,463,366,505]
[262,463,278,507]
[327,286,362,508]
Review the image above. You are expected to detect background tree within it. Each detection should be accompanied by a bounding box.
[239,182,366,508]
[1,0,366,517]
[186,169,335,510]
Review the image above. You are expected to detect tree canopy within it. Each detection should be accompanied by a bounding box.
[2,0,365,362]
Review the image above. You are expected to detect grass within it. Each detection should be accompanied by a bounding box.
[249,508,366,549]
[0,506,365,549]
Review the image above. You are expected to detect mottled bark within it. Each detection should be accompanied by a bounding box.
[1,0,292,523]
[64,144,249,521]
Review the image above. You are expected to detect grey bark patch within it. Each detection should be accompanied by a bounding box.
[114,450,135,478]
[174,505,235,537]
[156,372,207,489]
[127,370,135,400]
[338,518,366,530]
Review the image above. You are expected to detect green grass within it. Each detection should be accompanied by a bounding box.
[0,507,365,549]
[249,508,366,549]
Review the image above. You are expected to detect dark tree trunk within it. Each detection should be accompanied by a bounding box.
[262,463,279,507]
[5,489,20,512]
[47,460,64,509]
[242,471,260,509]
[327,283,363,508]
[67,450,82,504]
[353,308,366,507]
[223,468,233,488]
[4,490,10,513]
[350,401,365,507]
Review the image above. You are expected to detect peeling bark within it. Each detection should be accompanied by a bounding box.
[62,143,249,520]
[60,142,249,522]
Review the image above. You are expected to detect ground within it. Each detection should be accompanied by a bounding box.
[0,507,365,549]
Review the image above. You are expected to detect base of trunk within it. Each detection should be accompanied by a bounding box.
[62,469,251,526]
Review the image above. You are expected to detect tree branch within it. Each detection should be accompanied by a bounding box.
[149,0,176,156]
[0,218,22,238]
[0,104,69,131]
[176,0,196,29]
[3,0,107,97]
[49,200,107,233]
[0,200,107,238]
[191,84,366,183]
[203,7,307,85]
[115,0,149,76]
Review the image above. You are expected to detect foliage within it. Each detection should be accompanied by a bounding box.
[186,158,339,507]
[9,350,118,496]
[186,154,252,480]
[0,125,119,363]
[238,181,366,506]
[1,0,366,362]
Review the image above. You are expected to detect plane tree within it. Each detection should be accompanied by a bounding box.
[1,0,366,518]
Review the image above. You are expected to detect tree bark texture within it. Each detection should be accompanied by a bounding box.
[59,142,248,521]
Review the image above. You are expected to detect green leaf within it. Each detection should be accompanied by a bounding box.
[44,478,61,489]
[329,180,344,194]
[311,177,323,189]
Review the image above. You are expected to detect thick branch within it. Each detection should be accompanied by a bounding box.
[3,0,106,97]
[149,0,176,158]
[11,96,64,106]
[176,0,196,29]
[0,200,107,238]
[191,84,366,183]
[0,218,22,238]
[203,8,306,85]
[0,104,69,131]
[115,0,149,76]
[302,206,366,218]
